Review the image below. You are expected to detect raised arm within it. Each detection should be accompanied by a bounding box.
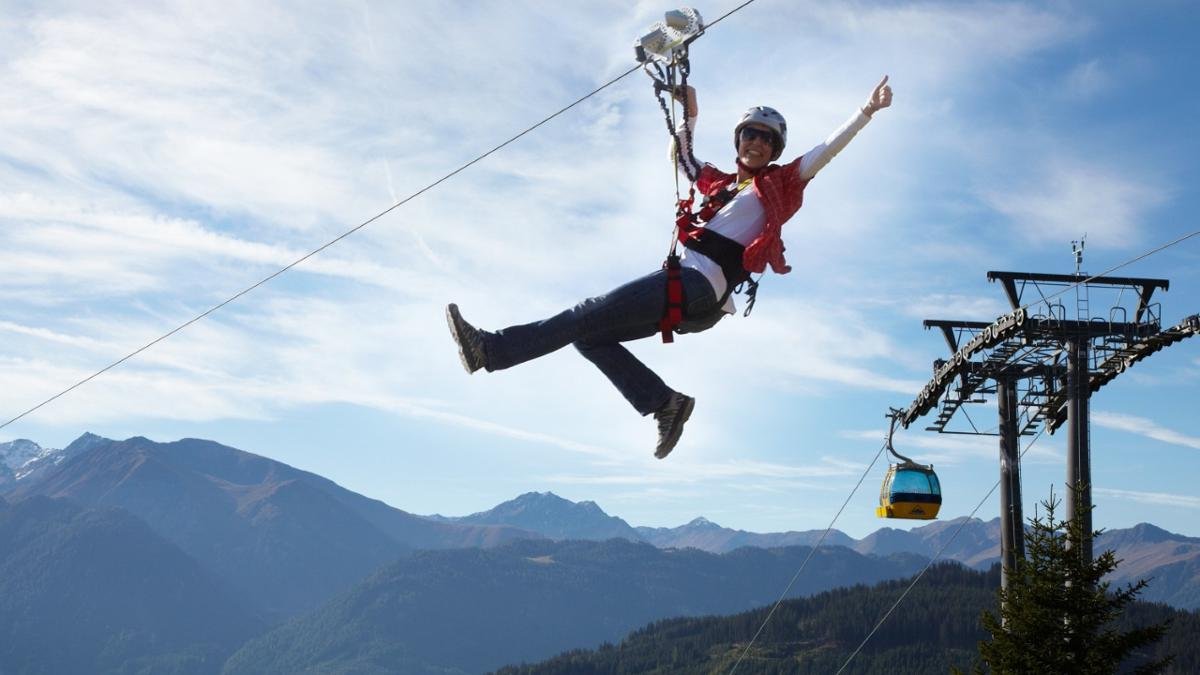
[798,75,893,180]
[668,85,704,178]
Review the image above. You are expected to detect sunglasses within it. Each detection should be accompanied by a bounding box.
[739,127,776,146]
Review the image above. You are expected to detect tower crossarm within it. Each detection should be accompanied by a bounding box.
[903,310,1030,428]
[1047,313,1200,431]
[986,270,1169,313]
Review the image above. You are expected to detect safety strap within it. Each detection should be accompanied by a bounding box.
[660,176,764,341]
[659,254,685,343]
[682,229,748,288]
[695,176,753,222]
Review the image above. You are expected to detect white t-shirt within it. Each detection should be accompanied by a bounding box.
[673,109,873,313]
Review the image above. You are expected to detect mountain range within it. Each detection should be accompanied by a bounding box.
[434,489,1200,608]
[1,434,536,620]
[2,433,1198,673]
[4,435,1200,613]
[222,538,928,675]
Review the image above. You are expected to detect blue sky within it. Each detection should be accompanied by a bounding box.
[2,0,1198,539]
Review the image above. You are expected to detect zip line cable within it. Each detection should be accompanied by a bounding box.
[0,71,638,432]
[728,436,892,674]
[0,0,762,433]
[835,424,1048,674]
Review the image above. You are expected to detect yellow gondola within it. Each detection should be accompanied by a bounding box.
[876,408,942,520]
[877,461,941,519]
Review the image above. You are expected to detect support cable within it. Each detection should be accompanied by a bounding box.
[1017,229,1200,316]
[0,0,762,433]
[962,405,982,434]
[835,424,1048,674]
[729,436,891,674]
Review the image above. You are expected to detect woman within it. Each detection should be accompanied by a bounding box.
[447,76,893,459]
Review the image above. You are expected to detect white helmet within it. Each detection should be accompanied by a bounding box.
[734,106,787,161]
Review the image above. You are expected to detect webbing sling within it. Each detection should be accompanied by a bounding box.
[659,177,755,341]
[659,254,686,343]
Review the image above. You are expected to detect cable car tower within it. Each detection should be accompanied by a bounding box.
[897,242,1199,592]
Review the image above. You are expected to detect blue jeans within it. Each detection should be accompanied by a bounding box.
[483,268,724,415]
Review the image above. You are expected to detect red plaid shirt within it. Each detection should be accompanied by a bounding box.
[695,158,809,275]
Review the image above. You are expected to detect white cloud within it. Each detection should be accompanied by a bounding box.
[0,0,1096,434]
[1094,487,1200,510]
[542,455,859,499]
[980,162,1168,249]
[1092,411,1200,450]
[901,293,1010,322]
[701,299,929,395]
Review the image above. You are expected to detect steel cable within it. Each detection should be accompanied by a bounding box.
[835,424,1048,674]
[0,0,763,432]
[728,435,891,673]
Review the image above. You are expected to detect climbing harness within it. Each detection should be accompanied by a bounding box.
[637,8,765,342]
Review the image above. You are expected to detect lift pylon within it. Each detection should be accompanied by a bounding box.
[899,263,1199,591]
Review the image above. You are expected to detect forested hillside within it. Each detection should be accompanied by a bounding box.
[496,563,1200,674]
[0,496,262,674]
[223,538,926,674]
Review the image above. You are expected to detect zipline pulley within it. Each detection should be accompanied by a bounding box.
[634,8,705,68]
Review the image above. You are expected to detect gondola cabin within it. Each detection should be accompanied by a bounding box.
[876,462,941,520]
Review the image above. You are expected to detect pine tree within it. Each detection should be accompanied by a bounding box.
[976,485,1173,674]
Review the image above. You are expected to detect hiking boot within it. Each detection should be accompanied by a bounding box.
[653,392,695,459]
[446,303,488,374]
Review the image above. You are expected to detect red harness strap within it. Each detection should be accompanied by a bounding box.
[659,253,684,343]
[659,195,699,343]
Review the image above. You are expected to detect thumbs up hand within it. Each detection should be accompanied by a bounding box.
[862,75,893,117]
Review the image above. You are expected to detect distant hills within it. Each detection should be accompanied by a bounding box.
[223,538,927,675]
[495,563,1200,674]
[446,490,1003,564]
[0,495,262,674]
[637,514,858,551]
[1101,523,1200,610]
[429,490,1200,610]
[3,434,537,620]
[1,433,1198,674]
[434,490,643,541]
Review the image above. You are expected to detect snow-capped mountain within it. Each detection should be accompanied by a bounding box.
[0,432,110,487]
[1,438,61,486]
[1,438,50,470]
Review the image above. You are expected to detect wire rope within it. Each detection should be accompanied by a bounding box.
[0,0,762,432]
[728,435,891,674]
[1015,230,1200,315]
[835,424,1048,674]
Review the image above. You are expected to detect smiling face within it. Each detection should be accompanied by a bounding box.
[737,123,777,170]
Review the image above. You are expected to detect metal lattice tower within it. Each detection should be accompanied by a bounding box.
[898,259,1199,592]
